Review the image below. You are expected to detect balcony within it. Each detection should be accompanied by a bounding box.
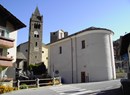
[0,56,13,67]
[0,36,14,48]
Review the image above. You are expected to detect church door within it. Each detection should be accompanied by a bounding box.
[81,72,86,83]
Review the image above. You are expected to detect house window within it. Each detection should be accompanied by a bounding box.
[59,46,62,54]
[42,51,44,53]
[0,29,5,37]
[81,40,85,49]
[0,48,3,56]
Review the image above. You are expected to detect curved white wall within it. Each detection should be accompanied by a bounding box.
[76,30,116,82]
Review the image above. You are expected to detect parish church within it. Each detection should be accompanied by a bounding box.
[16,7,116,83]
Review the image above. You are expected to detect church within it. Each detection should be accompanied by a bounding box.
[16,7,116,83]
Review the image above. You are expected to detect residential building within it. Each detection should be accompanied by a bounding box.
[0,4,26,80]
[120,33,130,78]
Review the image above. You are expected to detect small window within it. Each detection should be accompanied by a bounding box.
[1,30,4,36]
[37,35,39,38]
[81,40,85,49]
[34,23,40,29]
[35,56,37,58]
[35,42,38,47]
[25,49,28,52]
[42,51,44,53]
[34,34,37,37]
[0,48,3,56]
[53,33,56,35]
[38,24,41,29]
[34,24,37,29]
[0,29,5,37]
[59,46,62,54]
[37,16,41,21]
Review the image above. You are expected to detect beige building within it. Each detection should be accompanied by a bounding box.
[42,44,48,68]
[0,4,26,80]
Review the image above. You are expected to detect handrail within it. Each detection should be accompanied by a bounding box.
[14,77,61,90]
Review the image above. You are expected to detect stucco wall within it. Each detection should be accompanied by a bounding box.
[42,46,48,69]
[76,30,116,82]
[49,29,116,84]
[49,39,73,83]
[6,30,17,79]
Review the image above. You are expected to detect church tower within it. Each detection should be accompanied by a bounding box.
[28,7,43,65]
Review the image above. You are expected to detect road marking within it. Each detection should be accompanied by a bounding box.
[64,90,93,95]
[50,85,87,94]
[49,85,102,95]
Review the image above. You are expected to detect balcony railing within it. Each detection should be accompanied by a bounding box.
[0,36,14,48]
[0,56,13,67]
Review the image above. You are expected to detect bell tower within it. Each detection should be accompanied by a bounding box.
[28,7,43,65]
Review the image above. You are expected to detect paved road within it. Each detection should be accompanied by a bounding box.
[2,79,122,95]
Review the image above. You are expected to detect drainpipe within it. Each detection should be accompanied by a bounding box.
[75,36,78,82]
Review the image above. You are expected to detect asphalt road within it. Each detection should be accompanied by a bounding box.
[2,79,122,95]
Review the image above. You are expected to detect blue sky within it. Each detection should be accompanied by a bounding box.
[0,0,130,45]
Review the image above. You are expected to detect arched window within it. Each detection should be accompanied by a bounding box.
[34,23,41,29]
[35,42,38,47]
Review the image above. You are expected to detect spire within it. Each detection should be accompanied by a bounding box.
[34,6,40,16]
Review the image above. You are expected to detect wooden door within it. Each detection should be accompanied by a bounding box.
[81,72,86,83]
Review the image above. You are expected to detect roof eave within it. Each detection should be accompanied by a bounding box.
[0,4,26,31]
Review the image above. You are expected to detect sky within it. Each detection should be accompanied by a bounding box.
[0,0,130,45]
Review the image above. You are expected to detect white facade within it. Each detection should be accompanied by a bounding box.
[48,28,116,83]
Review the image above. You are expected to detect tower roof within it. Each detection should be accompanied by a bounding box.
[34,6,40,16]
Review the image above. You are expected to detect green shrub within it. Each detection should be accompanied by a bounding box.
[0,85,14,94]
[20,84,28,89]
